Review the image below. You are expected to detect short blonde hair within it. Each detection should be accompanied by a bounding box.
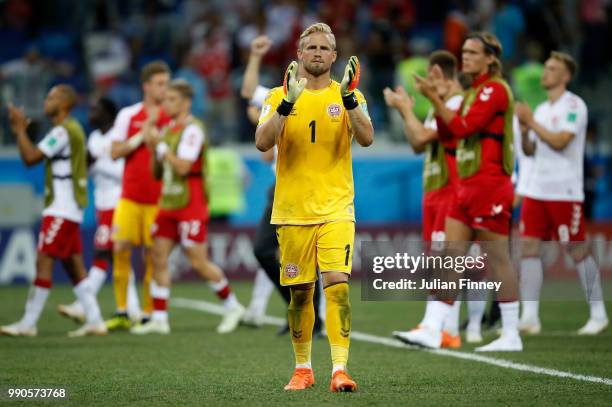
[550,51,578,78]
[299,22,336,50]
[169,79,194,100]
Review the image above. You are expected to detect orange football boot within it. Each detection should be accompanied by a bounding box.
[284,368,315,390]
[329,370,357,392]
[441,330,461,349]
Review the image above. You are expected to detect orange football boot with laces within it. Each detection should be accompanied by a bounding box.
[329,370,357,392]
[284,368,315,390]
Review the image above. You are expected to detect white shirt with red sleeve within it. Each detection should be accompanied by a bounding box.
[524,91,587,202]
[424,94,463,130]
[176,123,205,161]
[109,102,142,143]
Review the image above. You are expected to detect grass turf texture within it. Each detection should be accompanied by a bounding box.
[1,282,611,406]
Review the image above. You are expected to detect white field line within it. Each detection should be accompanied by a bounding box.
[172,297,612,386]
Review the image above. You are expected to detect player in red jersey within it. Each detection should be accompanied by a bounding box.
[106,61,172,331]
[131,80,244,335]
[385,50,465,348]
[516,52,608,335]
[1,85,106,337]
[396,32,522,352]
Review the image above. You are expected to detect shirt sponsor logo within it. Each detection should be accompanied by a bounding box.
[284,263,299,278]
[567,112,577,123]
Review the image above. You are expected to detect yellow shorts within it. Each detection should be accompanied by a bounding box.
[112,198,158,247]
[277,221,355,286]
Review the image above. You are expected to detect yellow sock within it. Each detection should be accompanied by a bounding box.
[288,286,315,366]
[325,282,351,369]
[143,251,154,316]
[112,249,131,312]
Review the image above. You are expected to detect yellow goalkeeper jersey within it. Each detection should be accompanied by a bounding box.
[258,80,369,225]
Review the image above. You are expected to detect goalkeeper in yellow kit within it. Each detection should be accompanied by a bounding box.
[255,22,374,392]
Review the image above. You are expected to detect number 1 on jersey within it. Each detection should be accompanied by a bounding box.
[344,244,351,266]
[309,120,316,143]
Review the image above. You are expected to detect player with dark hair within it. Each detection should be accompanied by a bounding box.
[57,97,142,323]
[2,85,106,337]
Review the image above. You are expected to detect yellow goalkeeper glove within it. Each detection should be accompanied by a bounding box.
[340,56,360,109]
[277,61,307,116]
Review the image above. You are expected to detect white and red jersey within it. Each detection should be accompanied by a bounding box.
[423,94,463,131]
[524,91,587,202]
[175,122,206,163]
[37,126,83,223]
[158,119,208,217]
[88,128,123,210]
[109,102,171,204]
[513,115,534,196]
[154,120,208,246]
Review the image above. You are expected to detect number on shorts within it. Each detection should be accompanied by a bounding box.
[43,218,64,246]
[179,221,201,242]
[344,244,351,266]
[558,224,570,242]
[95,225,111,246]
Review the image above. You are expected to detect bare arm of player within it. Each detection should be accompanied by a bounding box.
[415,75,456,125]
[240,35,272,100]
[246,106,261,125]
[255,113,285,152]
[529,123,573,151]
[516,103,574,151]
[521,127,536,156]
[111,139,134,160]
[111,107,159,159]
[160,150,193,177]
[8,104,44,166]
[348,106,374,147]
[261,148,274,163]
[383,86,436,153]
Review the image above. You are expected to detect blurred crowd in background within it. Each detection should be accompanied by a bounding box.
[1,0,611,144]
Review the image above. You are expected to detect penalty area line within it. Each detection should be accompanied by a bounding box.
[171,297,612,386]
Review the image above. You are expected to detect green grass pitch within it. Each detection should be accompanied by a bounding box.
[1,282,611,406]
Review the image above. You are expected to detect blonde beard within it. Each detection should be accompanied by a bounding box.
[304,63,330,78]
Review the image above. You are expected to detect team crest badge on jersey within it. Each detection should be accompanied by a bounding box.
[327,103,342,120]
[284,263,299,278]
